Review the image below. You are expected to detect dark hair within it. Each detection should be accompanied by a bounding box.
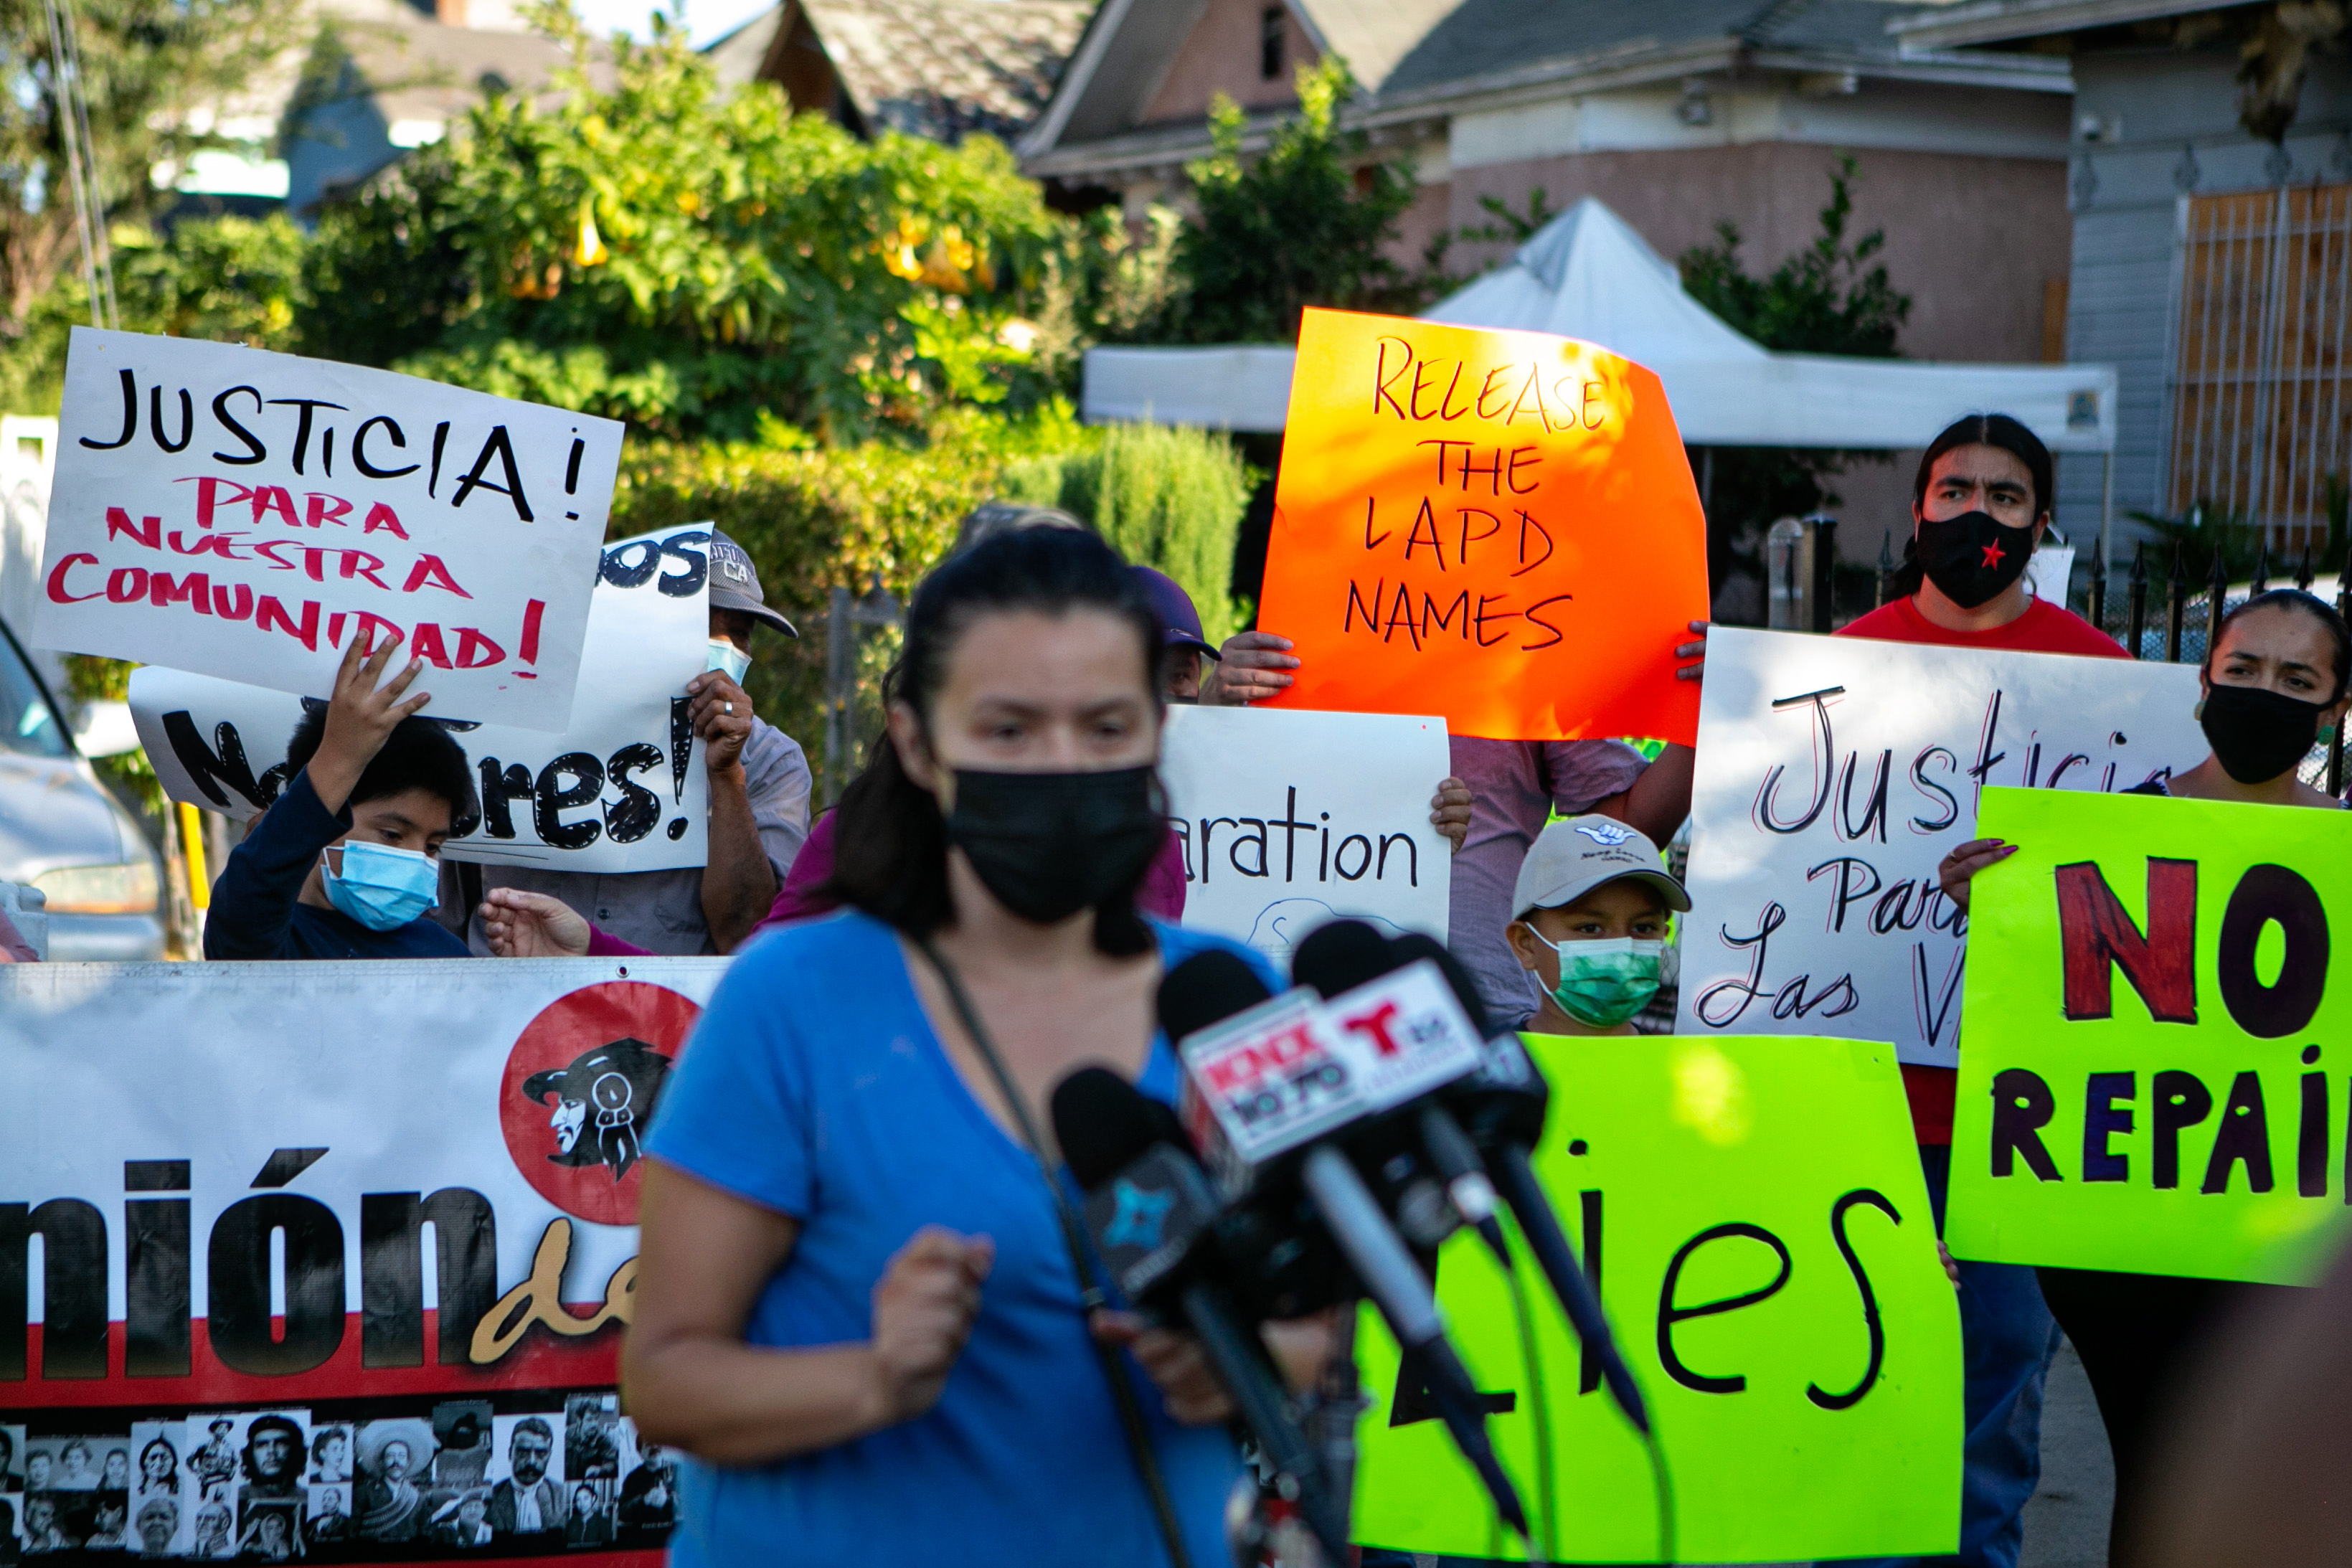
[2209,587,2351,702]
[1889,413,2056,599]
[822,526,1167,955]
[240,1416,307,1480]
[513,1417,554,1445]
[287,709,478,829]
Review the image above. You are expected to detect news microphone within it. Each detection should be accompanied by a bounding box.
[1291,922,1509,1265]
[1158,951,1531,1541]
[1052,1067,1351,1567]
[1387,933,1650,1437]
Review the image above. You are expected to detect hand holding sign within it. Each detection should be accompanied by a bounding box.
[1255,310,1709,743]
[38,329,618,729]
[306,630,431,816]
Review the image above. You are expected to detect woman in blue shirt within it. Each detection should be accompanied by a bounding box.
[630,526,1282,1567]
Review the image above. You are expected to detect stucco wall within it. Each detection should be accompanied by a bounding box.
[1443,140,2072,367]
[1143,0,1321,123]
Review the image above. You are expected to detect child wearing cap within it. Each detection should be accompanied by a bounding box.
[1503,814,1690,1037]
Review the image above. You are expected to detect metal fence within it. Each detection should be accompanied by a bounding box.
[2167,184,2352,547]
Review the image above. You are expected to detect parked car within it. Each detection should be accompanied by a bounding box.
[0,618,164,960]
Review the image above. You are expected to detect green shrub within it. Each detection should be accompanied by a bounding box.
[999,422,1255,644]
[609,407,1090,795]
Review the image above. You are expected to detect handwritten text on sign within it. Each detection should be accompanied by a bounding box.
[1948,790,2352,1285]
[1677,628,2203,1067]
[1255,308,1708,744]
[34,328,620,730]
[131,527,717,874]
[1353,1034,1961,1564]
[1160,706,1450,965]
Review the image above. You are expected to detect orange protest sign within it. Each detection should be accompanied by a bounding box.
[1256,308,1709,743]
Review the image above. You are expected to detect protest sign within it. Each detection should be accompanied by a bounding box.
[34,329,621,731]
[1254,308,1708,745]
[0,955,722,1562]
[1160,706,1450,963]
[1947,788,2352,1285]
[130,527,717,875]
[1676,626,2204,1067]
[1353,1032,1960,1564]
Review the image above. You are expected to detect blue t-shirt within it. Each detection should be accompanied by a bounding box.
[645,909,1280,1568]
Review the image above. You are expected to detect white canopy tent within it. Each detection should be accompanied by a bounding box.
[1082,197,2122,543]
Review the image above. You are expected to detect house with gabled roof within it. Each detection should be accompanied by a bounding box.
[1023,1,2080,369]
[704,0,1091,145]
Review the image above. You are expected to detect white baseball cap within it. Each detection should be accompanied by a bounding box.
[1511,814,1691,922]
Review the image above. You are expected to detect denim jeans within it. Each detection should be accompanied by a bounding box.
[1853,1144,2061,1568]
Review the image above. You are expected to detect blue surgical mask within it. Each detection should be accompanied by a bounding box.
[706,638,751,684]
[321,841,440,931]
[1528,932,1664,1028]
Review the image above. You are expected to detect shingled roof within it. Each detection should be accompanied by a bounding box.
[1026,0,2069,166]
[708,0,1091,144]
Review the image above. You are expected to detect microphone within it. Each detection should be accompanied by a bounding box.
[1291,923,1510,1264]
[1158,949,1531,1541]
[1387,933,1650,1437]
[1052,1067,1352,1567]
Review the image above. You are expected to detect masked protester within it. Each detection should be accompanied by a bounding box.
[1938,585,2351,1567]
[1830,413,2127,1568]
[203,632,476,960]
[619,526,1325,1568]
[1503,816,1687,1036]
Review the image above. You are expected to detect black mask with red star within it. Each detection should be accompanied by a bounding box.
[1914,509,2036,609]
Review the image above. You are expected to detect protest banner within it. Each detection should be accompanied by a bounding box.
[1160,706,1450,963]
[1676,626,2204,1067]
[1353,1032,1960,1564]
[1947,788,2352,1285]
[34,329,622,731]
[130,527,717,875]
[0,955,720,1562]
[1253,308,1709,745]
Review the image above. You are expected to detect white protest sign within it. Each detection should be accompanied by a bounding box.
[0,956,719,1567]
[131,526,715,874]
[35,328,622,730]
[1161,706,1450,964]
[1676,626,2204,1065]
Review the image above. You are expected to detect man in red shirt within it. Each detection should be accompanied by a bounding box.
[1837,413,2125,1568]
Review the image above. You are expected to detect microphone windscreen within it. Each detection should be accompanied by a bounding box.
[1389,932,1498,1040]
[1052,1067,1171,1191]
[1157,950,1273,1047]
[1290,918,1402,1001]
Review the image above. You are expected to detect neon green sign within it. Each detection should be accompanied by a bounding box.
[1947,786,2352,1285]
[1353,1033,1960,1563]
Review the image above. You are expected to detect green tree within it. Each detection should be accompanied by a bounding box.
[1678,156,1911,618]
[1000,422,1256,643]
[0,0,293,329]
[1155,58,1425,344]
[298,5,1068,442]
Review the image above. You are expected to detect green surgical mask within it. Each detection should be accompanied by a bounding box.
[1530,932,1664,1028]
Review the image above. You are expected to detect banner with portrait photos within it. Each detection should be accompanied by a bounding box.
[0,957,727,1563]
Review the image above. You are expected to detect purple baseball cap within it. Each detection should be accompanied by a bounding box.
[1130,566,1220,660]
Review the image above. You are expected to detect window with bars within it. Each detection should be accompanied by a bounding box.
[2168,184,2352,549]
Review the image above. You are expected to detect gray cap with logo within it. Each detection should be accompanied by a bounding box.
[1511,814,1691,922]
[707,529,798,638]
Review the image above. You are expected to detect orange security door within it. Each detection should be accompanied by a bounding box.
[1257,308,1709,744]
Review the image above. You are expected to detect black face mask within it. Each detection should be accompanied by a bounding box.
[2200,682,2329,784]
[943,766,1165,925]
[1915,509,2036,610]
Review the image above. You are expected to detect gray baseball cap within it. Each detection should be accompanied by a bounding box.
[707,529,798,638]
[1511,815,1690,921]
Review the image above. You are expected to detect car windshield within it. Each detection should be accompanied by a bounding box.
[0,622,69,757]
